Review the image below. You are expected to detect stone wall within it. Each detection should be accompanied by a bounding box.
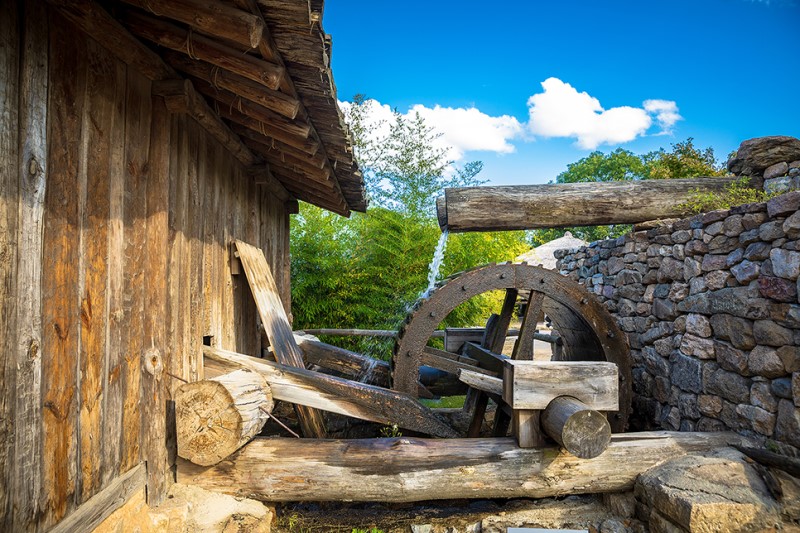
[556,192,800,451]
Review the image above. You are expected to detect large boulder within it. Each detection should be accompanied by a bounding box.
[728,136,800,177]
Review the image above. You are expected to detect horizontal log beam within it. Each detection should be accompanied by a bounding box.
[152,79,258,166]
[122,9,284,89]
[457,369,503,396]
[163,51,299,119]
[120,0,264,49]
[203,347,458,438]
[223,109,319,155]
[177,432,750,502]
[438,177,739,232]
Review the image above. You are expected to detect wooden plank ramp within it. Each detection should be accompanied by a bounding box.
[232,239,326,438]
[204,347,458,438]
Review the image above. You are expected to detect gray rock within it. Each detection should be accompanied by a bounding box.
[764,161,790,180]
[671,352,702,393]
[739,228,761,246]
[751,381,778,412]
[769,248,800,279]
[764,176,800,195]
[726,248,744,267]
[668,282,689,302]
[640,321,674,344]
[708,235,740,254]
[698,394,723,416]
[680,334,716,359]
[710,314,755,350]
[607,256,625,275]
[615,269,642,285]
[705,221,724,236]
[753,320,794,347]
[679,287,771,319]
[775,399,800,447]
[705,270,730,290]
[757,275,797,302]
[701,254,728,272]
[736,404,776,435]
[771,377,793,399]
[728,136,800,176]
[684,257,702,280]
[653,298,678,321]
[689,276,707,295]
[685,240,708,256]
[654,337,673,357]
[685,313,712,337]
[705,367,751,403]
[731,260,760,284]
[777,345,800,373]
[653,283,671,299]
[697,416,727,431]
[783,211,800,237]
[742,212,767,230]
[759,220,786,241]
[679,392,700,420]
[749,345,786,378]
[767,190,800,218]
[744,241,771,261]
[715,342,750,375]
[723,214,744,237]
[672,229,691,244]
[657,257,684,283]
[794,372,799,407]
[643,346,671,377]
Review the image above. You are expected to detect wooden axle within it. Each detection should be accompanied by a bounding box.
[177,432,749,502]
[436,177,738,232]
[175,369,273,466]
[541,396,611,459]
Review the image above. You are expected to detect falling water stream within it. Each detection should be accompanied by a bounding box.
[357,229,450,384]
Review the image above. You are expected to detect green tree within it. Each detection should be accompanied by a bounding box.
[529,138,726,245]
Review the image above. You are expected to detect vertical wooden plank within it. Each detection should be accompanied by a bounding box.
[513,409,546,448]
[102,52,127,490]
[172,117,189,383]
[218,144,233,351]
[78,39,118,502]
[40,6,84,528]
[201,136,220,345]
[0,2,20,527]
[141,95,170,506]
[282,205,292,319]
[188,123,204,383]
[121,69,152,473]
[511,291,545,361]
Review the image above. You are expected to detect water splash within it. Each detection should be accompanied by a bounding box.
[420,229,449,301]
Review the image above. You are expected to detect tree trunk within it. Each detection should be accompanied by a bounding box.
[176,369,273,466]
[177,432,749,502]
[437,177,738,232]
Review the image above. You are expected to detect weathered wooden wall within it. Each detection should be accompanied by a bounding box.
[1,2,292,530]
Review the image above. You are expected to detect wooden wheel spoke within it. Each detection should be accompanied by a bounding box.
[512,291,545,361]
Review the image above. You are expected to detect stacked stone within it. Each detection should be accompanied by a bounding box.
[726,135,800,193]
[555,191,800,452]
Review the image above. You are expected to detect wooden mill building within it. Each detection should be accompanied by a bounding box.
[0,0,366,530]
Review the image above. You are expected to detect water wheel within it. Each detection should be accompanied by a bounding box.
[393,262,632,432]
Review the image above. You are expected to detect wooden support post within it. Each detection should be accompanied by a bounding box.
[177,432,751,502]
[541,396,611,459]
[437,177,739,232]
[176,369,273,466]
[513,410,545,448]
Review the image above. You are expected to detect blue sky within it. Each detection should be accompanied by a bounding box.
[324,0,800,185]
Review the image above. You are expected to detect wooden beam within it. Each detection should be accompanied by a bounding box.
[122,9,284,89]
[502,361,619,411]
[194,79,310,139]
[203,346,458,438]
[438,177,739,232]
[420,349,497,378]
[233,124,324,164]
[120,0,265,49]
[462,342,508,374]
[152,79,258,166]
[45,0,174,80]
[512,291,544,360]
[177,432,750,502]
[49,464,145,533]
[224,110,319,156]
[163,51,299,119]
[247,166,290,202]
[295,335,391,385]
[457,369,503,396]
[231,240,327,438]
[176,369,273,466]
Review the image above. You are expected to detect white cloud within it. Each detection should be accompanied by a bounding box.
[643,99,683,134]
[341,79,682,159]
[526,77,681,149]
[408,104,523,160]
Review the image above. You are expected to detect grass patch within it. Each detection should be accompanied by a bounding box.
[420,395,466,408]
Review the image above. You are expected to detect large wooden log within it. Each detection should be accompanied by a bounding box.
[176,369,273,466]
[437,177,738,232]
[120,0,265,49]
[177,432,750,502]
[541,396,611,459]
[203,347,458,438]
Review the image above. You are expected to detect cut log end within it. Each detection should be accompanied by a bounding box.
[176,369,273,466]
[541,396,611,459]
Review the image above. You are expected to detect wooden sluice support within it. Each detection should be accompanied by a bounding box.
[177,432,749,502]
[436,177,738,232]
